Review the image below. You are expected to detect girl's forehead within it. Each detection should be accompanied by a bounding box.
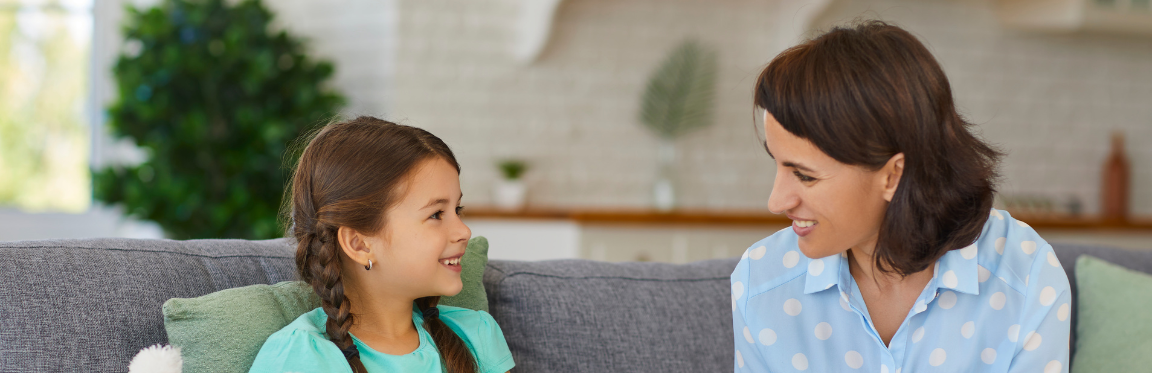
[395,158,461,204]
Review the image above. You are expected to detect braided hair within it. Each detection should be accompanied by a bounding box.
[287,116,478,373]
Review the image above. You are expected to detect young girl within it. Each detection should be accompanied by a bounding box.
[249,117,515,373]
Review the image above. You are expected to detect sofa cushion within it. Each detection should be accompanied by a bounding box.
[483,258,739,373]
[1049,242,1152,361]
[162,236,492,373]
[1069,255,1152,372]
[0,238,298,372]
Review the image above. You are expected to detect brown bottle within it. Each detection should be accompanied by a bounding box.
[1101,132,1130,221]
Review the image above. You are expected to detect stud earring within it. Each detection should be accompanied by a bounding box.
[365,259,373,271]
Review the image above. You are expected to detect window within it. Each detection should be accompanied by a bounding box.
[0,0,91,212]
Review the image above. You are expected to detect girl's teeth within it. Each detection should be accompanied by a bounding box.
[795,220,816,228]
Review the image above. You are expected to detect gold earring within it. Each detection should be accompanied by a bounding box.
[365,259,373,271]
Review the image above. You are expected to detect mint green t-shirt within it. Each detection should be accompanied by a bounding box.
[249,305,515,373]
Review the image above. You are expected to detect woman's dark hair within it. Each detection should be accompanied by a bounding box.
[754,21,1002,276]
[286,116,478,373]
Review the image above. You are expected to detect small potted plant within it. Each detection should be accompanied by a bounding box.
[494,159,528,210]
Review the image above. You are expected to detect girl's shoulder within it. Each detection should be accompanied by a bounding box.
[249,307,350,373]
[435,305,503,344]
[434,306,516,373]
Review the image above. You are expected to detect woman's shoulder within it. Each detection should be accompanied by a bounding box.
[730,227,815,304]
[249,308,349,373]
[974,209,1070,295]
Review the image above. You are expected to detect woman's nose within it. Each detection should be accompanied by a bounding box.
[767,176,799,214]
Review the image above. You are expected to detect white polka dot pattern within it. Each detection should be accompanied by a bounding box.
[758,328,777,346]
[938,291,958,309]
[814,322,832,340]
[981,348,996,364]
[792,353,808,370]
[783,299,802,316]
[929,348,947,366]
[749,246,766,260]
[845,350,863,369]
[728,209,1070,372]
[808,259,825,276]
[783,251,799,268]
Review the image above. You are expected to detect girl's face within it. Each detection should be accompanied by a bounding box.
[365,157,471,299]
[763,112,901,259]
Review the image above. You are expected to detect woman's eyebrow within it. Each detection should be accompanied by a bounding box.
[782,161,815,173]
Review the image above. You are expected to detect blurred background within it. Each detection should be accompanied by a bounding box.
[2,0,1151,261]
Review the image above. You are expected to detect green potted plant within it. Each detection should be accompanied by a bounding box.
[639,40,718,211]
[494,159,528,210]
[92,0,345,239]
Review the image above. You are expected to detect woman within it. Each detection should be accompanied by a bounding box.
[731,22,1070,372]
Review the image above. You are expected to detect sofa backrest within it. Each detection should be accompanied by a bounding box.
[0,238,1149,372]
[483,257,738,372]
[0,238,298,372]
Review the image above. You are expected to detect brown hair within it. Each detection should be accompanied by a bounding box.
[287,116,478,372]
[754,21,1002,276]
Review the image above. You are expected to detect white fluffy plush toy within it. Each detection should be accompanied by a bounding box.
[128,344,183,373]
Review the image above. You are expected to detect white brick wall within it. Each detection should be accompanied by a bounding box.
[383,0,1152,215]
[391,0,781,210]
[813,0,1152,216]
[99,0,1152,216]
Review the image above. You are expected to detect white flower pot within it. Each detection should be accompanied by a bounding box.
[494,179,527,210]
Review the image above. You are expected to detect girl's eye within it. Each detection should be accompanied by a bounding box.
[430,211,444,220]
[794,170,816,182]
[455,205,465,216]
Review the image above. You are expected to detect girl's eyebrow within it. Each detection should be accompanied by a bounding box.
[421,193,464,209]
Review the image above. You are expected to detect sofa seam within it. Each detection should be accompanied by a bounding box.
[0,245,292,259]
[498,272,730,282]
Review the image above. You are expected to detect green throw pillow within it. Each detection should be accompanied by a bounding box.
[163,236,491,373]
[1071,255,1152,373]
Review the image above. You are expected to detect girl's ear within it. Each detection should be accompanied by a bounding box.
[881,153,905,202]
[337,226,373,268]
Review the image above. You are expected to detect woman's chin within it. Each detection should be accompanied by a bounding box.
[797,240,843,259]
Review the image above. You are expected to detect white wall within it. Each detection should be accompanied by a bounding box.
[387,0,1152,216]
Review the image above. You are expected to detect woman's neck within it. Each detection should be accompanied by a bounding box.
[847,244,934,291]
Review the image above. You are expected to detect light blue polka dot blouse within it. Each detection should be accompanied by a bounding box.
[730,209,1070,372]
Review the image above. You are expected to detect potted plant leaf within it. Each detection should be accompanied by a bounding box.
[639,40,718,211]
[494,159,528,210]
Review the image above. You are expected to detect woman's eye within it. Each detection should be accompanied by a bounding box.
[794,171,816,182]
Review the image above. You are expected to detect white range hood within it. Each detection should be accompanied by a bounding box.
[998,0,1152,35]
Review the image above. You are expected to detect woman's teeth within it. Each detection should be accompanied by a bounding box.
[794,220,816,228]
[441,257,460,266]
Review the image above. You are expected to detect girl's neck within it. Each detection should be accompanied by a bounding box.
[347,295,419,338]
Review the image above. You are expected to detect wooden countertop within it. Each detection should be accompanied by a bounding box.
[462,206,1152,231]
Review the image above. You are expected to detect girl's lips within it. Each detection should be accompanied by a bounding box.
[439,255,463,273]
[792,220,816,237]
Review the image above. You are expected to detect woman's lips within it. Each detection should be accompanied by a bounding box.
[792,219,816,237]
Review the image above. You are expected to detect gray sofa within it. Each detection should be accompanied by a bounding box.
[0,238,1150,372]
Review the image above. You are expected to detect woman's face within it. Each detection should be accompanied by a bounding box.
[362,157,472,299]
[763,112,900,259]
